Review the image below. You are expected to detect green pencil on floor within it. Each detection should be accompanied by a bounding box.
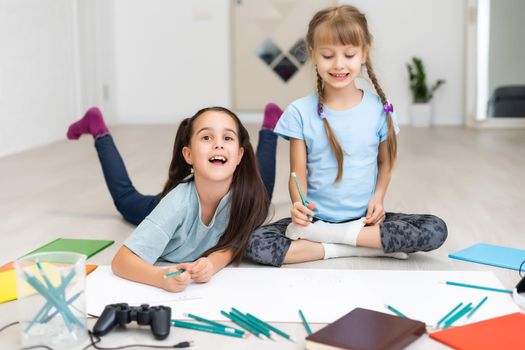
[445,281,512,294]
[246,313,296,342]
[172,320,246,338]
[385,304,408,318]
[299,309,312,335]
[184,313,244,335]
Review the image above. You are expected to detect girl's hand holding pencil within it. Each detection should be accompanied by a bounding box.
[161,266,190,292]
[291,201,316,227]
[290,172,315,226]
[178,257,214,283]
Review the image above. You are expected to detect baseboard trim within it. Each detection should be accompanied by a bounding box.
[468,117,525,129]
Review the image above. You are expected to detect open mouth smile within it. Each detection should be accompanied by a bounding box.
[208,155,228,165]
[329,73,349,80]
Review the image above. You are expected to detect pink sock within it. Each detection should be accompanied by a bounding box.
[67,107,109,140]
[262,103,283,130]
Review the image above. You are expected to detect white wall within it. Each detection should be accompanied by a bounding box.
[110,0,231,123]
[0,0,79,157]
[108,0,465,126]
[342,0,466,126]
[0,0,467,157]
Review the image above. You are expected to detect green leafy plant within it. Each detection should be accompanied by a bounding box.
[406,57,445,103]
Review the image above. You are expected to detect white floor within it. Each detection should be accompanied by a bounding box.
[1,124,524,349]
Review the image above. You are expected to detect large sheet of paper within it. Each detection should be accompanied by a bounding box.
[87,266,519,326]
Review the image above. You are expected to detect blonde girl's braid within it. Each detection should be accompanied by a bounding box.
[366,62,397,169]
[316,69,345,182]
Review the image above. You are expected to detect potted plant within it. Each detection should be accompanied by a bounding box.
[406,57,445,126]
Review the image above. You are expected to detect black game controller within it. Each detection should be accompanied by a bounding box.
[93,303,171,340]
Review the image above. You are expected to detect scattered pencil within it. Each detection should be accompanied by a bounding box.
[246,313,296,342]
[385,304,408,318]
[436,302,463,327]
[299,309,312,335]
[467,296,488,319]
[445,281,512,294]
[172,320,247,338]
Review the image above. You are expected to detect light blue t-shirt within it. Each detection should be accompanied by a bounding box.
[274,91,399,223]
[124,181,231,264]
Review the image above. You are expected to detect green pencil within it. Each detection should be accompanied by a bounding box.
[467,296,488,319]
[442,303,472,329]
[163,269,185,278]
[230,308,273,339]
[221,311,264,339]
[185,313,244,335]
[299,309,312,335]
[246,313,296,342]
[436,302,463,327]
[385,304,408,318]
[291,172,312,220]
[446,281,512,294]
[291,172,308,207]
[172,320,245,338]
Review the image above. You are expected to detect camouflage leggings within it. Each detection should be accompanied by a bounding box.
[245,212,448,267]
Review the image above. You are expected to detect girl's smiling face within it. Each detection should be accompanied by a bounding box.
[182,111,244,183]
[312,43,367,91]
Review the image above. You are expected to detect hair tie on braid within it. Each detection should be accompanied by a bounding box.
[317,102,326,119]
[383,103,394,113]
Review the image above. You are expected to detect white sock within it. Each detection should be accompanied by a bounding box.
[285,218,365,246]
[322,243,409,260]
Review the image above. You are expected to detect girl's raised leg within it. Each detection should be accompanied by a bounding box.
[67,107,159,225]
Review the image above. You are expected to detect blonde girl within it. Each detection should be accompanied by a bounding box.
[245,5,447,266]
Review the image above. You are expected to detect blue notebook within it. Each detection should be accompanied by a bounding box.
[449,243,525,271]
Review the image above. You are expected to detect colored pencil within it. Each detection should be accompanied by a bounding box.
[443,303,472,329]
[291,172,308,207]
[446,281,512,294]
[299,309,312,335]
[246,313,296,342]
[185,313,244,335]
[172,320,245,338]
[467,296,488,319]
[221,311,264,338]
[230,308,272,339]
[385,304,408,318]
[163,269,186,278]
[436,302,463,327]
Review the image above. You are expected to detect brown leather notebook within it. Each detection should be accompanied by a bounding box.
[305,308,426,350]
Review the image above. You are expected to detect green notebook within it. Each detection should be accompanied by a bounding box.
[22,238,114,258]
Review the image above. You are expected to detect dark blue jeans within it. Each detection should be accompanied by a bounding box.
[95,129,277,225]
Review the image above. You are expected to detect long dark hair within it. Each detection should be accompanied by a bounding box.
[160,107,269,264]
[307,5,397,182]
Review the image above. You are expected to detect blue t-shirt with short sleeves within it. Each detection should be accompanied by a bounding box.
[124,181,230,264]
[274,91,399,223]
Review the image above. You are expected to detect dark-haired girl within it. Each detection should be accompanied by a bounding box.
[67,105,281,291]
